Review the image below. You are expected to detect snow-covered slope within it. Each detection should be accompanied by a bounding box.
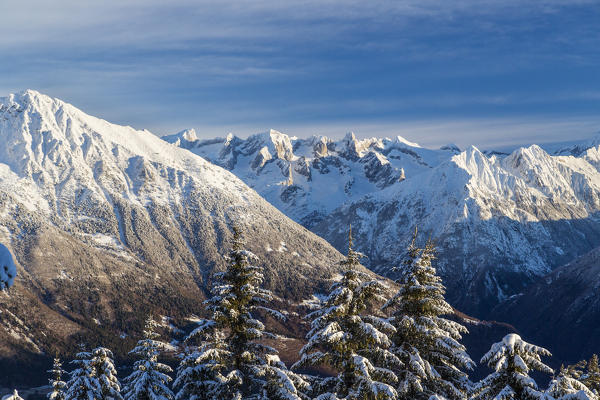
[167,128,600,316]
[0,90,345,374]
[163,129,456,228]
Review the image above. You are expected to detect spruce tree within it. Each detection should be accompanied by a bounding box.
[66,349,102,400]
[293,229,398,399]
[48,357,67,400]
[584,355,600,394]
[174,227,307,400]
[471,333,553,400]
[382,232,473,399]
[91,347,123,400]
[122,316,174,400]
[545,362,597,400]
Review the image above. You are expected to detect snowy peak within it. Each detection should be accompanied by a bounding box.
[164,128,426,227]
[392,135,422,148]
[243,129,295,162]
[162,128,199,147]
[0,90,349,368]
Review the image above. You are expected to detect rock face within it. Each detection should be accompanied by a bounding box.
[0,91,345,385]
[491,245,600,364]
[168,129,600,317]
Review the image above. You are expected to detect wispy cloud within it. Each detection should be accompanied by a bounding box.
[1,0,599,148]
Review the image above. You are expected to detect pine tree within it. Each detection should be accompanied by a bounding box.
[584,355,600,394]
[66,349,102,400]
[91,347,123,400]
[546,362,597,400]
[48,357,67,400]
[122,316,174,400]
[293,229,399,400]
[174,227,307,400]
[382,232,473,400]
[471,333,553,400]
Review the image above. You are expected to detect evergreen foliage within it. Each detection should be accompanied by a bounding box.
[174,227,307,400]
[471,333,553,400]
[3,390,24,400]
[546,362,597,400]
[294,229,399,400]
[584,355,600,395]
[122,316,174,400]
[48,357,67,400]
[91,347,123,400]
[66,349,102,400]
[382,231,473,400]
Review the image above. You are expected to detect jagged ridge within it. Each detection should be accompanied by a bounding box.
[166,127,600,316]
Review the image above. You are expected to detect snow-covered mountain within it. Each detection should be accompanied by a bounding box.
[0,90,346,378]
[163,128,455,228]
[166,129,600,316]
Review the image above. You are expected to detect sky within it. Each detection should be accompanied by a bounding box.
[0,0,599,149]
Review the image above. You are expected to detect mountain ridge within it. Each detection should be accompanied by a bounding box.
[0,90,350,385]
[165,126,600,316]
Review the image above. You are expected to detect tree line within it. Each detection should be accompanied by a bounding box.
[4,228,600,400]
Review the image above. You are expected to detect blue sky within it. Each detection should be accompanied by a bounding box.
[0,0,599,149]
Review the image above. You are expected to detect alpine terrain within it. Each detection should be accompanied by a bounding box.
[0,90,347,385]
[165,129,600,316]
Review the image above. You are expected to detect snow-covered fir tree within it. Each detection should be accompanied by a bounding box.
[381,232,473,400]
[66,348,102,400]
[263,354,311,400]
[2,390,24,400]
[584,355,600,395]
[48,357,67,400]
[91,347,123,400]
[174,227,307,400]
[546,362,597,400]
[293,229,399,400]
[471,333,553,400]
[122,316,174,400]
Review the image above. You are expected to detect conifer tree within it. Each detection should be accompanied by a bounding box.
[293,229,399,400]
[48,357,67,400]
[545,362,597,400]
[122,316,174,400]
[382,231,473,400]
[174,227,307,400]
[471,333,553,400]
[3,390,24,400]
[91,347,123,400]
[584,355,600,395]
[66,348,102,400]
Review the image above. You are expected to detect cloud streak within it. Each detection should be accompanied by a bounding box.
[0,0,599,147]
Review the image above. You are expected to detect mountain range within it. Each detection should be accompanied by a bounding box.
[165,128,600,316]
[1,90,599,386]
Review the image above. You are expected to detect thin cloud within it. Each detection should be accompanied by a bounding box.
[0,0,598,150]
